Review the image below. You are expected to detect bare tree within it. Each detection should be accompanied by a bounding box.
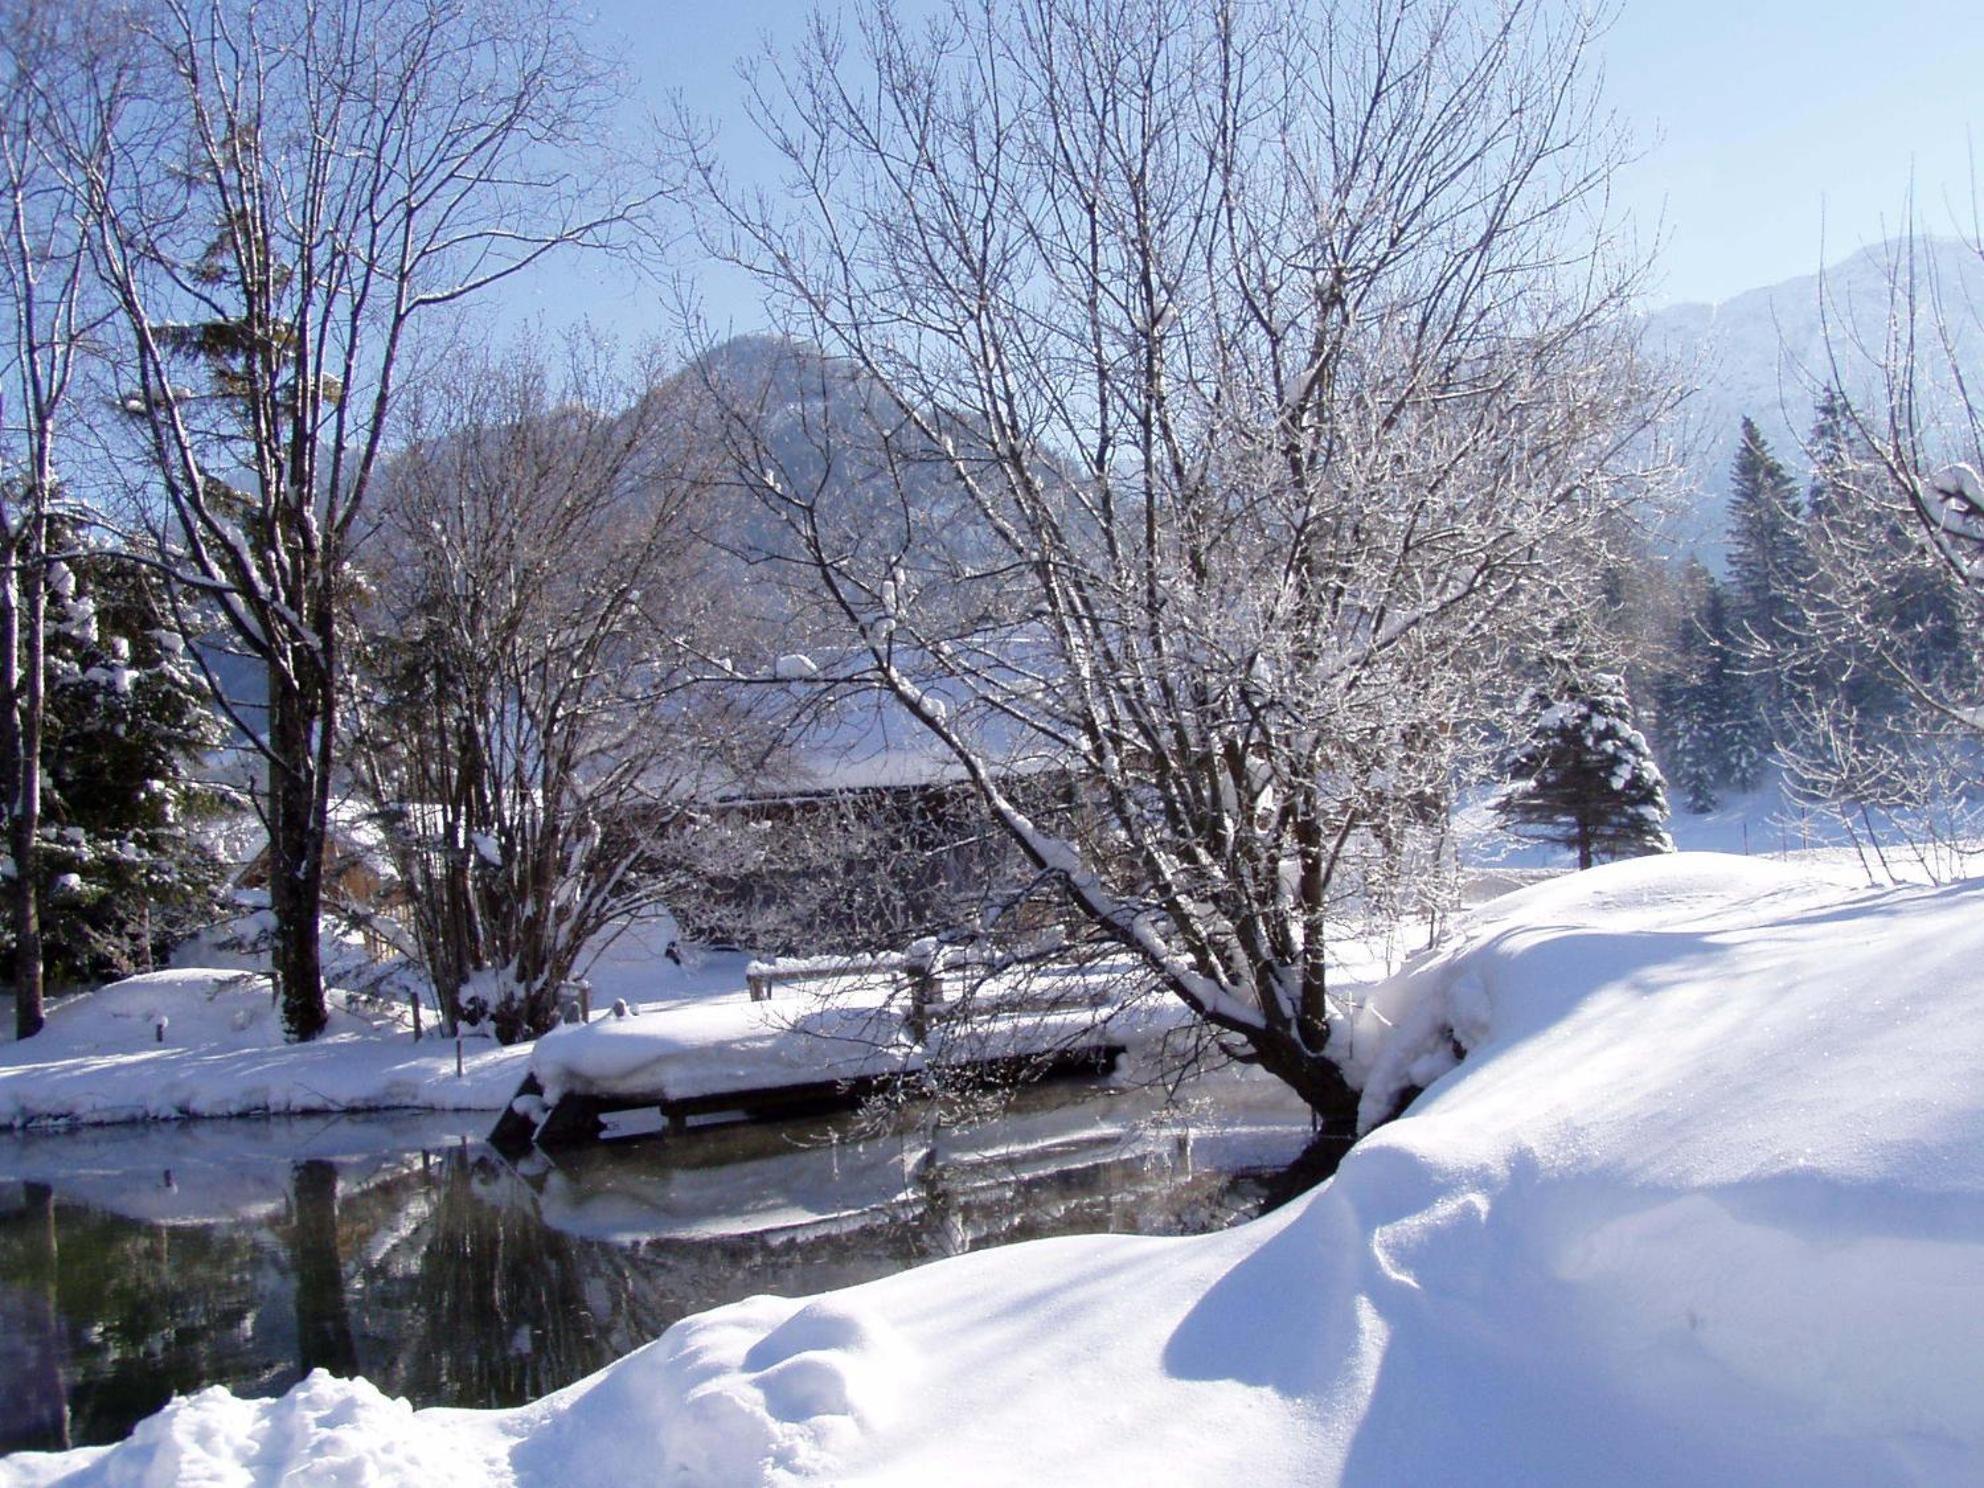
[1744,240,1984,872]
[1810,229,1984,739]
[0,0,130,1038]
[348,334,746,1041]
[1750,225,1984,870]
[679,0,1670,1126]
[75,0,652,1038]
[1850,225,1984,595]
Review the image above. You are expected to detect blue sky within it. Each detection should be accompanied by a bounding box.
[1600,0,1983,305]
[553,0,1983,334]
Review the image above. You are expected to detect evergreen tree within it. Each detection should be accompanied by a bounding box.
[1657,563,1765,813]
[1701,576,1767,792]
[1497,668,1674,869]
[1656,646,1719,815]
[0,542,228,989]
[1801,388,1975,754]
[1805,387,1862,529]
[1725,416,1809,727]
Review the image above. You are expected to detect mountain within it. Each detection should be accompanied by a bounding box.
[669,334,1032,644]
[1645,237,1984,565]
[683,247,1984,587]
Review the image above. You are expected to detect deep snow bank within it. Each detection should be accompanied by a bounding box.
[0,969,527,1126]
[10,853,1983,1486]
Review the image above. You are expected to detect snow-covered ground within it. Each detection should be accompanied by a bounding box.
[17,767,1968,1133]
[0,919,767,1128]
[0,969,530,1127]
[10,850,1979,1486]
[1461,771,1984,884]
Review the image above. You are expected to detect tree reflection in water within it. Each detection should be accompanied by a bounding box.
[0,1174,284,1450]
[288,1160,358,1379]
[367,1149,673,1409]
[0,1182,68,1452]
[0,1088,1328,1449]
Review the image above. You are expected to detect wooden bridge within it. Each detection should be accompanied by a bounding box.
[488,955,1167,1154]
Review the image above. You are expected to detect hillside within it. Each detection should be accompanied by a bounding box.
[691,248,1984,581]
[1646,236,1984,563]
[669,335,1017,638]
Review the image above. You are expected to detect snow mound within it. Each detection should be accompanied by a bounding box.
[26,968,343,1052]
[1347,851,1853,1130]
[0,1371,504,1488]
[515,1295,908,1486]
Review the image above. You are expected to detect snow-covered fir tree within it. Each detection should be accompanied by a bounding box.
[0,542,228,988]
[1658,674,1721,816]
[1497,668,1675,869]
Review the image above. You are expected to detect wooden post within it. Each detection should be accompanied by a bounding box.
[455,1035,464,1079]
[906,964,938,1044]
[410,988,423,1042]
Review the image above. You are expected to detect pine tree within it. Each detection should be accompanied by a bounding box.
[1701,576,1767,792]
[0,542,228,989]
[1725,416,1809,728]
[1497,668,1675,869]
[1656,655,1720,815]
[1801,389,1974,750]
[1806,387,1862,530]
[1657,564,1765,813]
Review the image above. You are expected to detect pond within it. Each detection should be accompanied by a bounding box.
[0,1077,1328,1454]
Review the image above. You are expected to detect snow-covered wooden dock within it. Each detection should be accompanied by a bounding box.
[488,960,1186,1152]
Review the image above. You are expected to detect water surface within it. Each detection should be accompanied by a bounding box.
[0,1078,1321,1453]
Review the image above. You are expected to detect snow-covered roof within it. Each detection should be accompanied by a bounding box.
[704,638,1073,801]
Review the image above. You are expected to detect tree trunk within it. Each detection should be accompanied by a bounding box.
[440,848,474,1034]
[13,526,44,1039]
[268,681,327,1041]
[1251,1027,1364,1140]
[1,508,46,1041]
[10,806,42,1040]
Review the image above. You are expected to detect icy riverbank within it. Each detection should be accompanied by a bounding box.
[0,969,529,1126]
[8,852,1978,1485]
[0,924,757,1128]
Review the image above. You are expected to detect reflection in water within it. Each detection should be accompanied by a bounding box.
[0,1183,68,1452]
[371,1147,675,1409]
[290,1160,359,1380]
[0,1081,1322,1451]
[0,1173,290,1450]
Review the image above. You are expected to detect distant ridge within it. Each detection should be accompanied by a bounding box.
[1645,236,1984,565]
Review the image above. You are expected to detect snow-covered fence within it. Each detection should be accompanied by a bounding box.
[743,938,1126,1048]
[744,951,947,1038]
[744,951,912,1002]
